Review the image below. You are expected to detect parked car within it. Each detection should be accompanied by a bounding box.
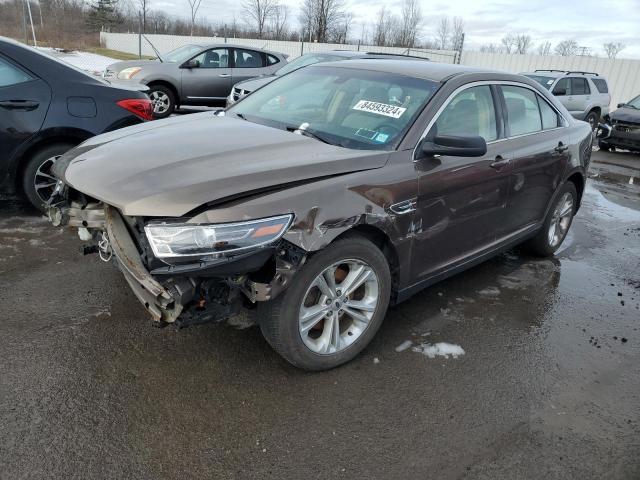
[104,44,287,118]
[0,37,153,211]
[597,94,640,153]
[226,50,429,106]
[48,60,591,370]
[521,70,610,129]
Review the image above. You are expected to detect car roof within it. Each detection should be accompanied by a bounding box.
[310,59,496,82]
[521,70,606,80]
[195,43,284,56]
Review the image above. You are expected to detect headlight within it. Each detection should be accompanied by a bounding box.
[144,214,293,259]
[117,67,142,80]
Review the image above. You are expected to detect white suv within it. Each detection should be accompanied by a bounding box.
[521,70,611,129]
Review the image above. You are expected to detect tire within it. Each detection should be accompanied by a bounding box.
[258,236,392,371]
[22,143,75,212]
[597,140,610,151]
[524,182,577,257]
[585,111,599,131]
[148,85,175,119]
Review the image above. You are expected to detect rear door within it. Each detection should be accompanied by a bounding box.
[411,84,512,280]
[231,48,267,86]
[569,77,591,117]
[497,84,569,236]
[180,47,231,103]
[0,55,51,178]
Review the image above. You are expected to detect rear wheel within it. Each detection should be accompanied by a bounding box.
[585,111,599,131]
[22,143,74,212]
[524,182,577,257]
[258,236,391,371]
[598,140,614,152]
[148,85,175,119]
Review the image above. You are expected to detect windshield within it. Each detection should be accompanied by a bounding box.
[228,65,439,150]
[275,53,347,76]
[524,75,555,90]
[624,95,640,109]
[163,45,203,63]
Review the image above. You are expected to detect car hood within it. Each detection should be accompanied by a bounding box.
[610,106,640,124]
[235,75,277,92]
[55,113,388,217]
[107,59,160,72]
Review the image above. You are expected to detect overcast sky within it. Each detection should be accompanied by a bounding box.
[153,0,640,58]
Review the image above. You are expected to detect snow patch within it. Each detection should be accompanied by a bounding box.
[38,47,116,74]
[412,342,465,359]
[395,340,413,352]
[478,286,501,296]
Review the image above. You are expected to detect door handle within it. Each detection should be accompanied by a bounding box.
[555,142,569,153]
[218,73,230,77]
[489,156,510,170]
[0,100,39,111]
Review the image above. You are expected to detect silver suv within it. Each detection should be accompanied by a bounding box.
[521,70,610,129]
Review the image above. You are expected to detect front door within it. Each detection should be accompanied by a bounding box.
[180,47,231,103]
[0,55,50,181]
[412,85,512,281]
[498,85,570,235]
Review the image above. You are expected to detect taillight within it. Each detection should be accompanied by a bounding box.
[117,98,154,121]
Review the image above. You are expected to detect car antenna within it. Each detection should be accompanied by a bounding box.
[142,34,163,62]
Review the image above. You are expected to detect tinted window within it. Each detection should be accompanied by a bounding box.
[503,85,542,136]
[570,77,590,95]
[267,54,280,66]
[552,78,570,96]
[592,78,609,93]
[0,57,33,87]
[192,48,229,68]
[234,49,265,68]
[430,85,497,142]
[537,95,560,129]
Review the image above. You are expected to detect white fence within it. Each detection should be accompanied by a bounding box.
[101,32,640,108]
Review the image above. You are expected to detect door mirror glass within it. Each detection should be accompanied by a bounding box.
[182,58,200,69]
[552,78,570,96]
[617,103,624,108]
[420,135,487,157]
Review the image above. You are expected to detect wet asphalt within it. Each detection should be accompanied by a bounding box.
[1,151,639,480]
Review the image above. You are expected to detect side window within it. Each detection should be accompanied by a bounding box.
[502,85,542,136]
[234,49,265,68]
[267,54,280,66]
[192,48,229,68]
[592,78,608,93]
[537,95,560,129]
[0,57,33,87]
[429,85,497,142]
[552,78,570,96]
[570,77,590,95]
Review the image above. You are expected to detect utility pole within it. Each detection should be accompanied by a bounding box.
[25,0,37,46]
[22,0,28,44]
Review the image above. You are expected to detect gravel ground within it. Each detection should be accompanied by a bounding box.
[1,151,639,479]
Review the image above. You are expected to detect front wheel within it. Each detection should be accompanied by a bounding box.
[148,85,175,119]
[258,236,391,371]
[524,182,577,257]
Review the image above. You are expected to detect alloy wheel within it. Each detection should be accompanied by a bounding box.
[149,90,171,115]
[34,157,59,205]
[547,192,574,248]
[298,259,379,355]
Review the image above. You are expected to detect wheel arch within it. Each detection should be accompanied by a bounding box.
[566,170,585,208]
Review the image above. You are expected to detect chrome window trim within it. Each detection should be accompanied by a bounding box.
[413,80,569,159]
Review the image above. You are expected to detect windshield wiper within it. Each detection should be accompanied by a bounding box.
[285,125,333,145]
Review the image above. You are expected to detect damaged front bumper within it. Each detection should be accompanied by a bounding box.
[48,194,306,326]
[597,121,640,151]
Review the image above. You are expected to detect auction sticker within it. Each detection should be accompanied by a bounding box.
[352,100,407,119]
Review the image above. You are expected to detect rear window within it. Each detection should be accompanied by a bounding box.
[592,78,609,93]
[267,54,280,66]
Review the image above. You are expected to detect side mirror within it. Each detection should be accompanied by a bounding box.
[182,58,200,69]
[617,103,624,108]
[553,88,567,96]
[420,135,487,158]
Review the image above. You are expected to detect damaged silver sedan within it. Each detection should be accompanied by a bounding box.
[48,60,591,370]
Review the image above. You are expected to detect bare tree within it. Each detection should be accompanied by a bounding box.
[449,16,464,51]
[397,0,421,47]
[480,43,502,53]
[603,41,625,59]
[243,0,277,38]
[138,0,150,32]
[334,11,352,43]
[436,16,449,49]
[514,34,532,54]
[299,0,345,43]
[500,33,516,53]
[537,41,552,56]
[270,3,288,39]
[373,6,391,46]
[186,0,203,35]
[555,39,578,56]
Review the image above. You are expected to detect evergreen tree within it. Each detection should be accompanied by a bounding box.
[86,0,122,32]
